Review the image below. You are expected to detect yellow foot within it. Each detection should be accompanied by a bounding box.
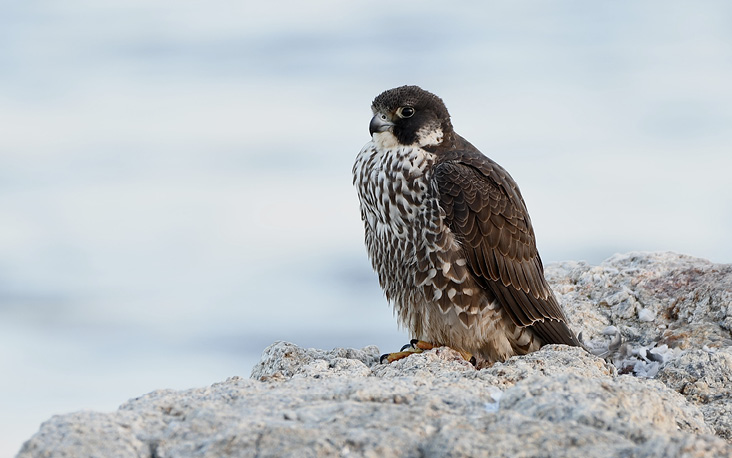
[380,339,477,366]
[379,339,428,363]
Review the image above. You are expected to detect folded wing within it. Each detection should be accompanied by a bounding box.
[433,138,580,346]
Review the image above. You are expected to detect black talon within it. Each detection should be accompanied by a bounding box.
[400,339,419,351]
[380,353,390,364]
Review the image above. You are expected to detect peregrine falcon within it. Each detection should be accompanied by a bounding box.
[353,85,580,364]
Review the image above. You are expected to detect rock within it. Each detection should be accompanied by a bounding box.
[656,348,732,442]
[250,340,380,380]
[548,252,732,376]
[16,252,732,457]
[17,343,731,458]
[15,411,148,458]
[19,342,732,457]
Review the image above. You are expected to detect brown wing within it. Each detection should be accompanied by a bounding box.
[432,137,579,346]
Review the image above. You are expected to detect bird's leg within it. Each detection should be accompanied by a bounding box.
[379,339,431,363]
[380,339,476,366]
[407,340,476,364]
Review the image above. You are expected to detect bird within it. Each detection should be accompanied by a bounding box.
[352,85,580,365]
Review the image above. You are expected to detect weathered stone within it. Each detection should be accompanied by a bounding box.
[549,252,732,376]
[15,411,148,458]
[546,251,732,450]
[656,348,732,442]
[250,341,380,381]
[17,343,731,458]
[16,252,732,457]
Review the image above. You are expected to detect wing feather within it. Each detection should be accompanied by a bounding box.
[432,137,579,346]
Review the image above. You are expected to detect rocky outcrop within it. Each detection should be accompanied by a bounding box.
[550,251,732,443]
[17,252,732,457]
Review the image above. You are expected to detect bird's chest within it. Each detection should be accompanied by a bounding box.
[353,144,439,248]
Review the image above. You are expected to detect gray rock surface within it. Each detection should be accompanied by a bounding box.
[17,252,732,457]
[550,252,732,357]
[656,348,732,442]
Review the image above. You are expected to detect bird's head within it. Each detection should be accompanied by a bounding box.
[369,85,453,149]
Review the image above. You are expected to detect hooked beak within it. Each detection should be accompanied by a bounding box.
[369,114,394,136]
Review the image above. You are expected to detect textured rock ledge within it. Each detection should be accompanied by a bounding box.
[17,252,732,457]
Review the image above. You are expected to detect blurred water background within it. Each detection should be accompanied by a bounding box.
[1,1,731,455]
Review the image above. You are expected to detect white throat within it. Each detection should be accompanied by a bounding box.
[372,131,401,150]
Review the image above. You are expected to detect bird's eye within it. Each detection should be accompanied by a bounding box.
[398,106,415,118]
